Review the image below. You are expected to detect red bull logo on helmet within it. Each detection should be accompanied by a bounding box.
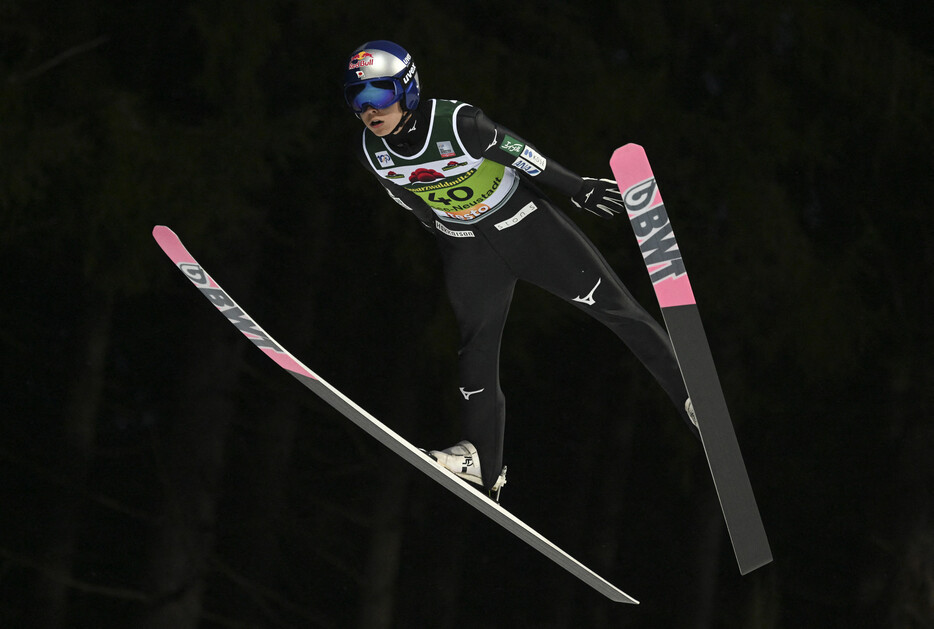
[348,51,375,70]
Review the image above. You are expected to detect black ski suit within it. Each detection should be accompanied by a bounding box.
[355,99,692,490]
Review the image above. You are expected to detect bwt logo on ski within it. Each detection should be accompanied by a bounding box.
[178,263,284,353]
[623,179,687,283]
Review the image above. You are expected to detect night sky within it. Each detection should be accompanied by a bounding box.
[2,1,932,627]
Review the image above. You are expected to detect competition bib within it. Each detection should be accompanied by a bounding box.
[363,100,519,223]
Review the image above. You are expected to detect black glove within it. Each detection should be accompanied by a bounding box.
[570,177,625,219]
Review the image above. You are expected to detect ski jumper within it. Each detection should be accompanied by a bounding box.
[356,99,692,490]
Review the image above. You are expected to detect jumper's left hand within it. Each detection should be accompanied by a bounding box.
[571,178,626,219]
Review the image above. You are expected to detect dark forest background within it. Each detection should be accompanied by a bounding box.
[1,0,932,627]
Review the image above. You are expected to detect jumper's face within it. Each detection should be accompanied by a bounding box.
[361,101,404,137]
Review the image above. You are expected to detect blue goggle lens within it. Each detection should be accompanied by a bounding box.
[345,80,399,113]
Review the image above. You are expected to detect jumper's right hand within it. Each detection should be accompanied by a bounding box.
[571,178,626,219]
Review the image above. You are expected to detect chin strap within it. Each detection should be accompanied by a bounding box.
[390,110,415,135]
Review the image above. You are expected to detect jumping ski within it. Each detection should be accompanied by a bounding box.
[152,225,638,604]
[610,144,772,575]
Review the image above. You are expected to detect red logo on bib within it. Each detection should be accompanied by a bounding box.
[409,168,444,183]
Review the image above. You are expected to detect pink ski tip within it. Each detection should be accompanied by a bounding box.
[152,226,195,266]
[609,144,652,183]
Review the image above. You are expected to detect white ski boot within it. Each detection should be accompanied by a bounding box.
[428,440,507,501]
[429,440,482,485]
[686,398,698,427]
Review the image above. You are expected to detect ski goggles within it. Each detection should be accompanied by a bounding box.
[344,79,403,113]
